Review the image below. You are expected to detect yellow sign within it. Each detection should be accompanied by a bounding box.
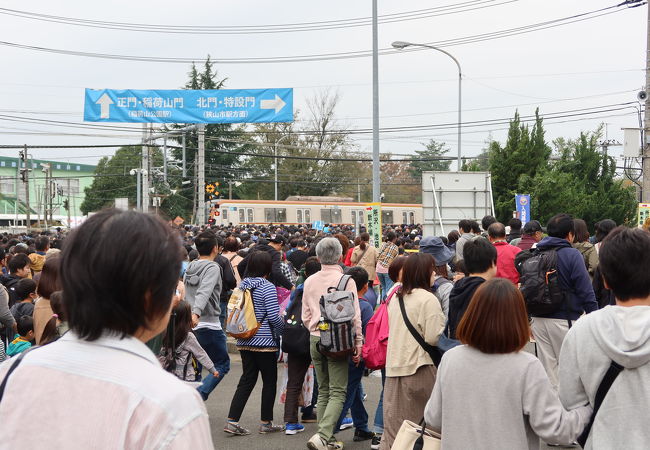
[205,183,215,194]
[638,203,650,227]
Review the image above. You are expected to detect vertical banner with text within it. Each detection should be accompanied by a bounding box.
[365,203,382,248]
[515,194,531,226]
[638,203,650,227]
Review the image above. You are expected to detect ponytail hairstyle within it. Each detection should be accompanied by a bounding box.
[359,232,370,251]
[40,290,65,346]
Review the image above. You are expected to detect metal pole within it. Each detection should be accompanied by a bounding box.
[372,0,380,203]
[641,2,650,202]
[163,134,168,183]
[274,142,278,201]
[182,133,187,178]
[23,145,30,231]
[141,125,150,213]
[43,167,48,229]
[197,124,206,225]
[457,71,462,171]
[136,170,141,211]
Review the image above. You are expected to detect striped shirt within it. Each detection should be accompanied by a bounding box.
[235,277,284,350]
[0,331,213,449]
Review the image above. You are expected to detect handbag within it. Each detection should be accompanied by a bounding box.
[398,292,442,367]
[392,419,441,450]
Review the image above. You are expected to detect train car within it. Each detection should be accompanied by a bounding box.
[214,197,423,227]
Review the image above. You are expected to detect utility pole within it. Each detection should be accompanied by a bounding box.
[20,145,30,231]
[372,0,381,204]
[197,124,206,225]
[643,2,650,201]
[141,124,150,213]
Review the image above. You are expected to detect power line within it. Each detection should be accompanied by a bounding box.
[0,1,517,34]
[0,3,638,65]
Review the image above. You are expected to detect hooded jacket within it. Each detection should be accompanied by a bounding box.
[235,277,284,349]
[237,244,293,290]
[448,276,486,340]
[559,305,650,449]
[183,259,222,326]
[534,237,598,321]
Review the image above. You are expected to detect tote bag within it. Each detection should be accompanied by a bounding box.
[392,420,441,450]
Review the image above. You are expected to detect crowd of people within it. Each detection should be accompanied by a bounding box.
[0,211,648,450]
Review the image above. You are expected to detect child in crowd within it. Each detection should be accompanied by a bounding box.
[40,291,68,345]
[159,300,219,400]
[9,278,36,321]
[7,315,34,357]
[333,266,375,442]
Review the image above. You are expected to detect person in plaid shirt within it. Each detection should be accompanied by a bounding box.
[376,231,399,301]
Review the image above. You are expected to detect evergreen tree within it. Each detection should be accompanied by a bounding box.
[408,140,452,179]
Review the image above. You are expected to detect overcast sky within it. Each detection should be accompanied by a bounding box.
[0,0,645,169]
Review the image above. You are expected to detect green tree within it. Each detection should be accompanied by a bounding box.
[80,146,142,214]
[408,140,452,179]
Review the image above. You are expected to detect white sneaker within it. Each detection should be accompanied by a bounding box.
[307,434,328,450]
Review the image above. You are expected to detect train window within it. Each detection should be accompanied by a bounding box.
[264,208,287,223]
[222,209,228,220]
[359,211,364,224]
[382,210,394,224]
[409,211,415,224]
[351,210,356,224]
[402,212,407,224]
[304,209,311,223]
[320,209,341,224]
[297,209,303,223]
[247,208,254,222]
[239,209,245,223]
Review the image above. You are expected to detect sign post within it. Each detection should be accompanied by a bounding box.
[365,202,382,248]
[515,194,531,226]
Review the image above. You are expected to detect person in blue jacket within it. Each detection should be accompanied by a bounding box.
[530,213,598,389]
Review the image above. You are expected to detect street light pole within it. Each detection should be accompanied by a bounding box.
[274,135,291,201]
[392,41,462,170]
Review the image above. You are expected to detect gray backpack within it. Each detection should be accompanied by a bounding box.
[317,275,356,359]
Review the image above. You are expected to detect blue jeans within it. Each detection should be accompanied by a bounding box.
[377,273,393,302]
[373,369,386,434]
[193,327,230,399]
[334,360,370,433]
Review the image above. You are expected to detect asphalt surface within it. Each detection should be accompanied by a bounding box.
[203,347,575,450]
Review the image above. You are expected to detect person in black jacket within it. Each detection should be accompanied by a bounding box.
[448,238,497,340]
[238,236,294,291]
[214,236,238,329]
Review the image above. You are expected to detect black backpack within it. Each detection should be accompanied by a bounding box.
[281,289,311,356]
[518,248,569,316]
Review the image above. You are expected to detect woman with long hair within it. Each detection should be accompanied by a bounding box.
[572,219,598,278]
[380,253,445,450]
[33,255,61,345]
[425,279,591,449]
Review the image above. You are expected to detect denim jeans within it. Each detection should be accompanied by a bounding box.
[373,369,386,434]
[193,327,230,399]
[334,360,370,433]
[377,273,393,302]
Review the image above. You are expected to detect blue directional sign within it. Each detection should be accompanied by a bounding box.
[83,88,293,124]
[515,194,531,226]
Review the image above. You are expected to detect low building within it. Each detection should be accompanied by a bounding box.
[0,155,95,229]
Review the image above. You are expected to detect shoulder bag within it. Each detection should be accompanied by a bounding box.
[397,291,442,367]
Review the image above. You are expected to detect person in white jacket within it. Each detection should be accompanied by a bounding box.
[425,278,591,449]
[559,227,650,449]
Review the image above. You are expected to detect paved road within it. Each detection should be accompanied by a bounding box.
[204,353,381,450]
[203,350,576,450]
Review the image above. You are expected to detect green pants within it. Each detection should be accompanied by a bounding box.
[310,336,349,442]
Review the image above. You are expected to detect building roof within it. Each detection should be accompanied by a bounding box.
[0,155,95,173]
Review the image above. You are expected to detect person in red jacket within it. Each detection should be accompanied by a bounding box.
[488,222,522,284]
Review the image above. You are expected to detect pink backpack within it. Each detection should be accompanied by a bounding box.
[362,285,399,370]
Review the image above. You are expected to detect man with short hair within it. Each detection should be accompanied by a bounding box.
[454,219,475,263]
[184,231,229,399]
[480,215,497,238]
[559,227,650,447]
[238,235,293,290]
[448,238,497,340]
[29,235,49,274]
[488,222,522,284]
[530,214,598,388]
[287,240,309,272]
[213,235,237,330]
[512,220,544,250]
[506,218,522,243]
[303,238,363,450]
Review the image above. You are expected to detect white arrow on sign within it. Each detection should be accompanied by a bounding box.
[96,93,114,119]
[260,94,286,114]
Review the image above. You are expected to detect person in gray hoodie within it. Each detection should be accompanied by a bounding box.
[184,230,228,400]
[559,227,650,449]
